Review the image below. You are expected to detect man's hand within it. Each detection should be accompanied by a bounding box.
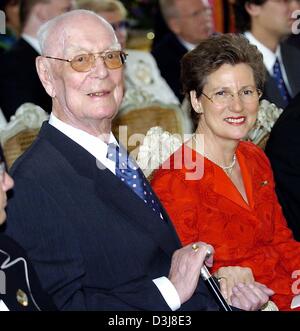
[214,266,255,303]
[168,242,214,304]
[230,282,275,311]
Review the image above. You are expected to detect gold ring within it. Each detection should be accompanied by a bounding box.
[192,243,199,252]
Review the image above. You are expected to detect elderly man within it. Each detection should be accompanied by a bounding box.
[152,0,213,101]
[3,10,273,310]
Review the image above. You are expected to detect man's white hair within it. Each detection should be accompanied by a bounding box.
[37,9,117,55]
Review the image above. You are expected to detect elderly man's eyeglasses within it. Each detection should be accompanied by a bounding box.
[44,50,128,72]
[202,86,262,106]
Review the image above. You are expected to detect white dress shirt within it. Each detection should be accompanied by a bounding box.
[244,32,292,95]
[49,114,181,310]
[178,37,197,52]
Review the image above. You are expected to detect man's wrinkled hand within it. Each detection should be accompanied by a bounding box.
[168,242,214,304]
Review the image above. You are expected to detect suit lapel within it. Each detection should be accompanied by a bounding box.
[210,150,254,211]
[94,164,180,256]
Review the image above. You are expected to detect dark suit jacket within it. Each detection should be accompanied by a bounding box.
[263,43,300,109]
[284,34,300,51]
[265,92,300,241]
[4,122,219,311]
[0,38,52,121]
[152,33,187,102]
[0,234,56,311]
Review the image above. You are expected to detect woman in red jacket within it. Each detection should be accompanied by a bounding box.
[152,33,300,311]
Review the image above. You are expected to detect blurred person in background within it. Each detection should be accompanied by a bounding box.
[265,92,300,241]
[0,0,74,121]
[152,0,213,102]
[234,0,300,109]
[0,0,20,54]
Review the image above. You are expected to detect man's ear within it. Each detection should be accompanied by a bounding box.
[167,17,181,35]
[190,90,203,114]
[36,56,56,98]
[245,1,261,17]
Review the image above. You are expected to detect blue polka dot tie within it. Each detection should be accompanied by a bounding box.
[273,58,291,107]
[107,143,164,220]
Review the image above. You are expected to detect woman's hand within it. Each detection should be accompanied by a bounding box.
[231,282,275,311]
[214,266,255,304]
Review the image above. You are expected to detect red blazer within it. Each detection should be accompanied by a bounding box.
[152,141,300,311]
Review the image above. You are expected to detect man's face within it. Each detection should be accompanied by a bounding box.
[171,0,213,44]
[253,0,291,39]
[44,0,75,21]
[43,15,124,135]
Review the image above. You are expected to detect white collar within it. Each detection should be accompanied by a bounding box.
[49,113,117,174]
[177,37,197,51]
[244,32,292,94]
[21,34,41,54]
[244,32,281,75]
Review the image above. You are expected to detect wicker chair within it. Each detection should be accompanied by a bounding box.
[0,103,49,168]
[2,129,41,168]
[112,103,191,155]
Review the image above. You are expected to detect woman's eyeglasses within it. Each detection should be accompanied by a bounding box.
[44,50,128,72]
[201,86,262,106]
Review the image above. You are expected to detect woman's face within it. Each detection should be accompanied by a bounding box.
[191,63,260,142]
[0,162,14,225]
